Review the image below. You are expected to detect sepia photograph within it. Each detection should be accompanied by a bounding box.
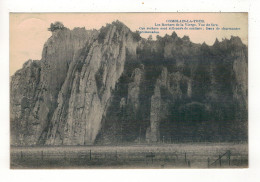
[9,13,248,169]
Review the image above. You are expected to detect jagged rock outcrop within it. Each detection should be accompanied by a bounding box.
[127,67,143,113]
[11,21,140,145]
[146,84,161,142]
[10,60,41,145]
[11,27,98,145]
[146,67,192,142]
[45,22,138,145]
[10,21,248,146]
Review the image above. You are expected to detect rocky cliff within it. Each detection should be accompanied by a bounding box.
[10,21,248,146]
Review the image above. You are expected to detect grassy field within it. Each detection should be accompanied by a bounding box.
[10,142,248,169]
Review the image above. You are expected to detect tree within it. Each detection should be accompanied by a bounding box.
[48,21,65,32]
[148,35,153,41]
[156,35,162,41]
[132,31,141,41]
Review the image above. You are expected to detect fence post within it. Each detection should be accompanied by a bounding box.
[219,155,221,167]
[227,150,231,166]
[207,158,210,168]
[188,160,191,167]
[20,151,23,160]
[185,152,187,164]
[89,150,92,161]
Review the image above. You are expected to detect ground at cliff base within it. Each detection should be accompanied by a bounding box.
[10,142,248,169]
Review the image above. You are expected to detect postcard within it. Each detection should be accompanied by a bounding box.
[10,13,248,169]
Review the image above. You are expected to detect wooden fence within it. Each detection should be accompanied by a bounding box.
[208,150,231,168]
[11,148,246,168]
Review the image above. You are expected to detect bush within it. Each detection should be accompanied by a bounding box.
[132,31,141,42]
[48,22,65,32]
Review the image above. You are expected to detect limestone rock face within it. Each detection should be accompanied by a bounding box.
[146,84,161,142]
[10,60,41,145]
[11,26,98,145]
[127,67,143,112]
[145,67,192,142]
[231,38,248,109]
[45,23,138,145]
[10,23,248,145]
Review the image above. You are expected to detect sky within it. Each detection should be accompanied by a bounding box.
[10,13,248,75]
